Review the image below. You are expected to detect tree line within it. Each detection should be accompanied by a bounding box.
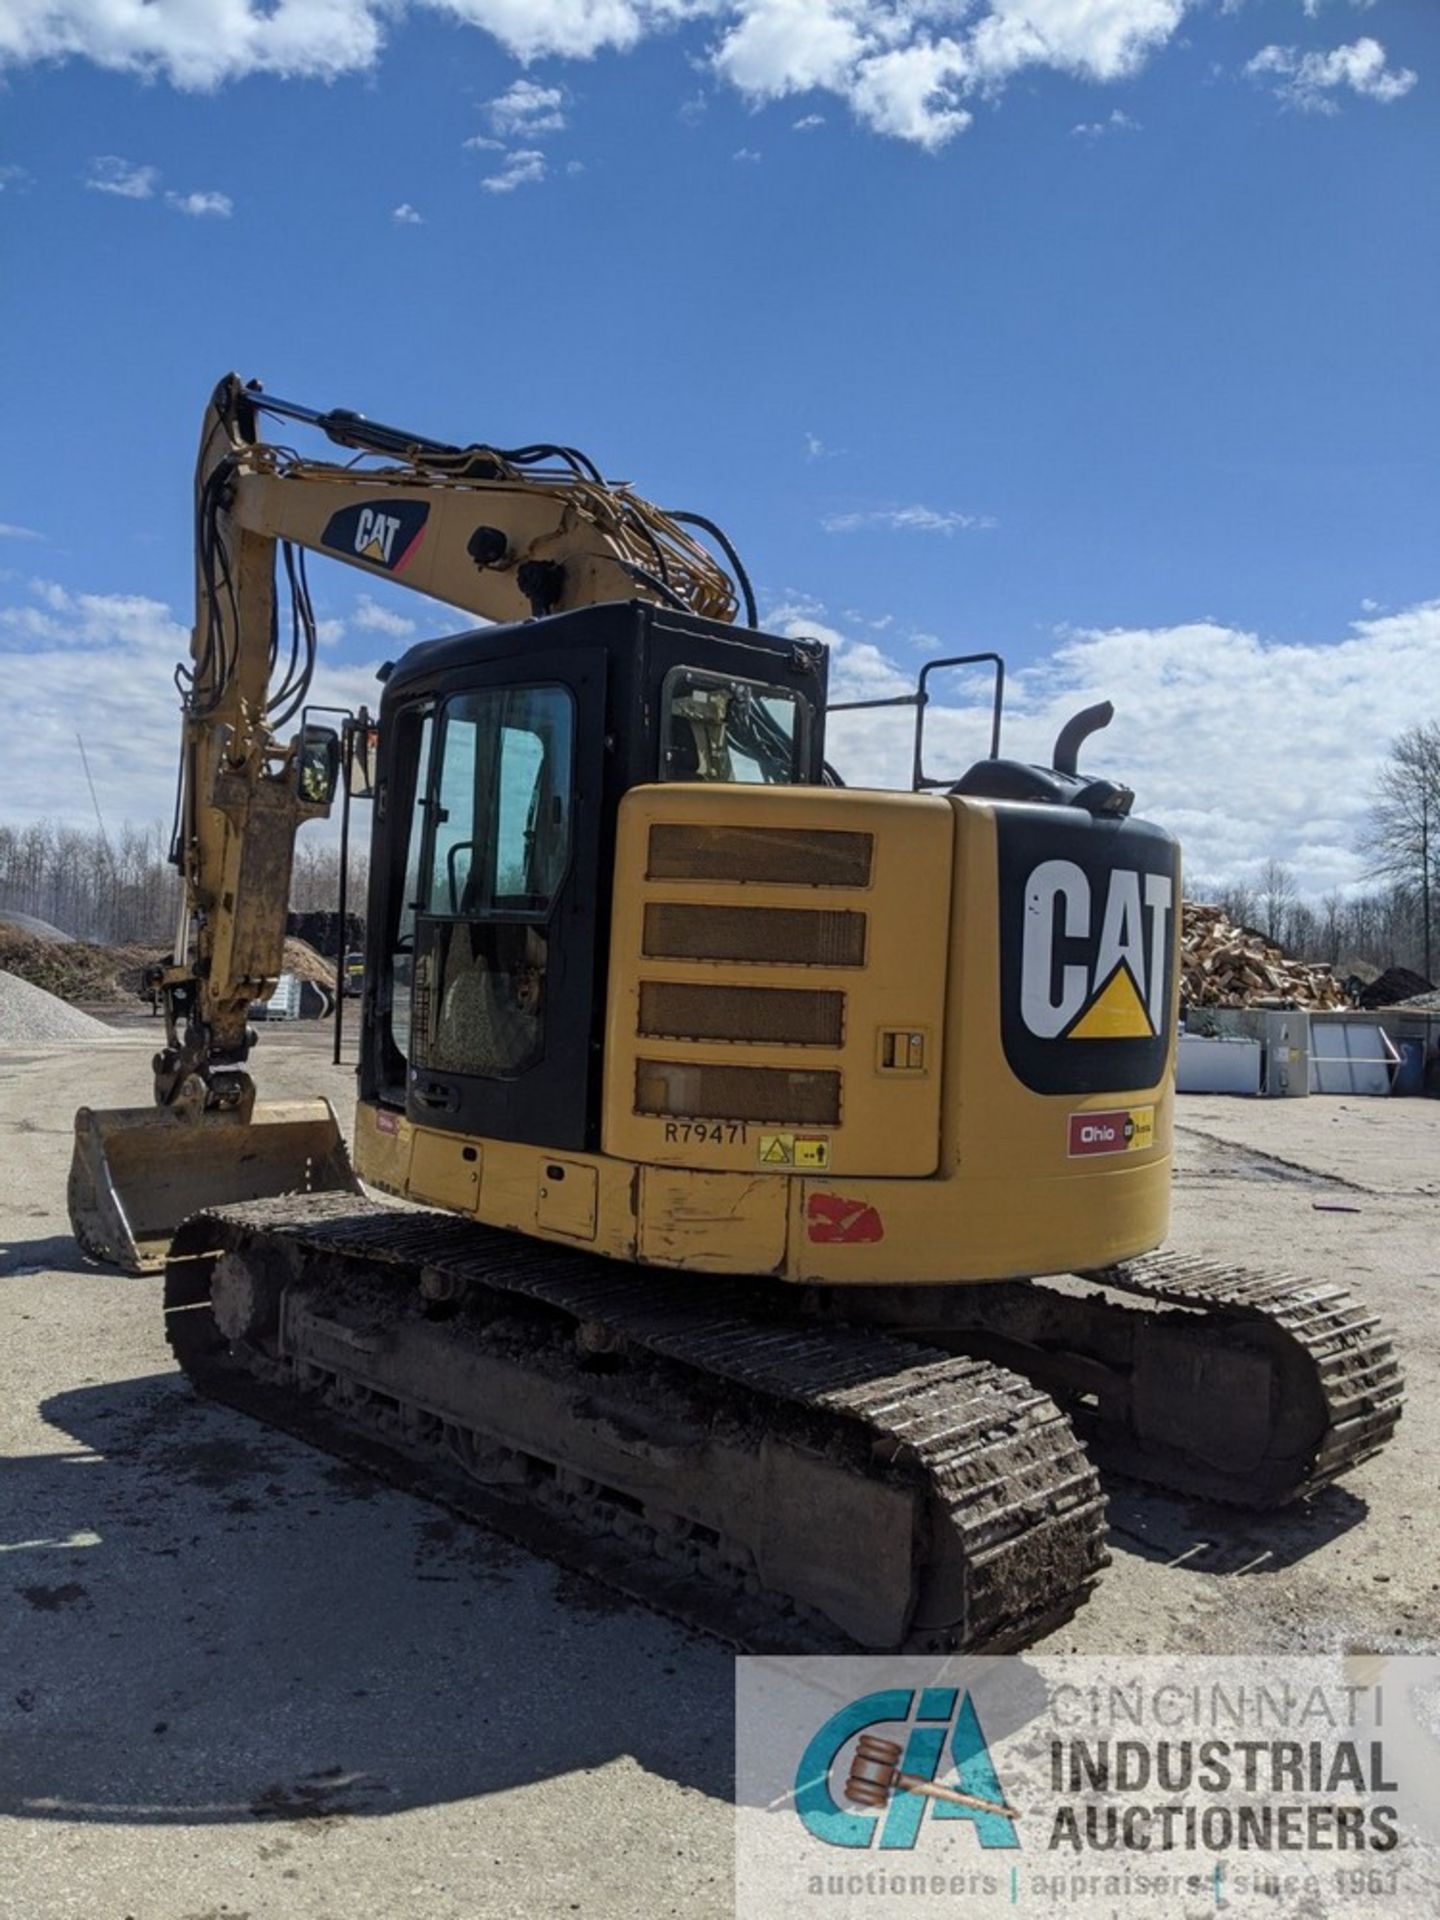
[1194,722,1440,985]
[0,821,366,947]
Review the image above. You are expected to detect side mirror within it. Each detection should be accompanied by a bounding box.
[297,724,341,807]
[344,715,381,800]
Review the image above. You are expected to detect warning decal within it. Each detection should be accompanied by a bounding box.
[758,1134,830,1170]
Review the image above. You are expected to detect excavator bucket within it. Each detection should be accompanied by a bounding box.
[68,1100,361,1274]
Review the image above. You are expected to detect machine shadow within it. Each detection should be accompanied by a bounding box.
[1102,1476,1370,1576]
[3,1371,734,1826]
[0,1232,112,1280]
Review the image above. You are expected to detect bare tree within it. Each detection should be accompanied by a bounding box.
[1362,722,1440,983]
[1258,858,1298,948]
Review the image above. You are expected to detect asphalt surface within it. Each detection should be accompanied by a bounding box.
[2,1023,1437,1919]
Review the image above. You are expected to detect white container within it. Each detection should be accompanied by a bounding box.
[1176,1034,1262,1095]
[255,971,301,1021]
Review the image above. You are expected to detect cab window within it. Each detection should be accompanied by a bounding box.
[660,667,805,784]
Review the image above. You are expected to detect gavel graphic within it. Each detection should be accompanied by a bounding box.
[844,1734,1018,1821]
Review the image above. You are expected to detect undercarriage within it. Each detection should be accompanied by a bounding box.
[164,1195,1400,1653]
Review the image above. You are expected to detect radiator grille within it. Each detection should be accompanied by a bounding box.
[642,903,866,968]
[647,823,873,888]
[635,1059,841,1126]
[638,981,845,1047]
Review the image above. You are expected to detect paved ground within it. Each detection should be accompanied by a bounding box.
[2,1024,1437,1919]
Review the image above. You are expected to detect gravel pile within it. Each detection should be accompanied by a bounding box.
[0,968,112,1043]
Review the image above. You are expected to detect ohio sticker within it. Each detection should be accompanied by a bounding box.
[1067,1106,1155,1157]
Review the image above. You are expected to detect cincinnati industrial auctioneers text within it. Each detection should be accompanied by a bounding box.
[736,1656,1438,1919]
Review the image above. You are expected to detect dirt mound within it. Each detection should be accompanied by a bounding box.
[1358,965,1434,1011]
[0,928,136,1007]
[2,925,338,1009]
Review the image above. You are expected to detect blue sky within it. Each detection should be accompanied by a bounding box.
[0,0,1435,896]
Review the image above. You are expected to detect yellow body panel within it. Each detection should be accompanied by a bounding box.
[355,784,1178,1286]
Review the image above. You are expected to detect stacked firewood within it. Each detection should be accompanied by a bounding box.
[1181,903,1348,1009]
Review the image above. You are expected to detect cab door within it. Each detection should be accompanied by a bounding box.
[406,649,605,1152]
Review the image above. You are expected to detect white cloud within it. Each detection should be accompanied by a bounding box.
[847,39,972,150]
[392,201,424,223]
[479,148,548,192]
[3,0,387,89]
[484,76,567,138]
[0,523,42,541]
[792,111,825,130]
[85,155,158,199]
[1246,36,1417,113]
[165,189,233,217]
[1072,107,1140,137]
[732,144,762,161]
[822,504,998,535]
[352,593,417,637]
[795,596,1440,896]
[0,577,385,830]
[2,4,1198,150]
[0,163,30,190]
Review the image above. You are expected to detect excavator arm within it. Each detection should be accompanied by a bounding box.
[69,372,748,1268]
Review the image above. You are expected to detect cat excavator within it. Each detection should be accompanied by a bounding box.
[68,375,1402,1652]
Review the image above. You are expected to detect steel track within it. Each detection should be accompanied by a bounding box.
[165,1195,1108,1654]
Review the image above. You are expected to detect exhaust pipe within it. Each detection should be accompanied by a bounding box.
[1052,700,1114,776]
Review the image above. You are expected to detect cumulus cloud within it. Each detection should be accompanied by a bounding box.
[479,148,547,192]
[85,155,158,199]
[822,504,998,535]
[732,144,762,161]
[165,189,233,217]
[1246,36,1417,113]
[392,201,424,223]
[775,595,1440,896]
[3,4,1198,150]
[484,76,568,137]
[352,593,417,637]
[0,577,386,830]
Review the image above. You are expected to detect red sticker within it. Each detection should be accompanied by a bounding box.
[375,1109,400,1136]
[807,1193,885,1245]
[1068,1110,1140,1156]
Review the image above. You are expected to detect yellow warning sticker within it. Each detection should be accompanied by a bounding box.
[759,1134,831,1170]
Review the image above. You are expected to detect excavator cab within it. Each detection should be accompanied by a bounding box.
[361,601,827,1153]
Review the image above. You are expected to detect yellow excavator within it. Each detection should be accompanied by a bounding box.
[68,375,1402,1652]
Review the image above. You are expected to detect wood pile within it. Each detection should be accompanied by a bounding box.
[1181,903,1347,1010]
